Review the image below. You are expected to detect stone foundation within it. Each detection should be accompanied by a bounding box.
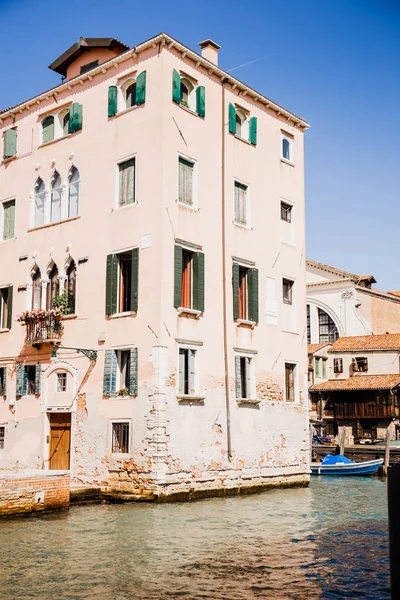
[0,471,70,517]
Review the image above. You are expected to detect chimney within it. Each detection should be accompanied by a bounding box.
[198,39,220,66]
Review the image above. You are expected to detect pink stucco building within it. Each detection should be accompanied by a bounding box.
[0,33,310,499]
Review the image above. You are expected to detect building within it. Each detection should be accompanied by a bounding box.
[0,33,310,499]
[310,333,400,442]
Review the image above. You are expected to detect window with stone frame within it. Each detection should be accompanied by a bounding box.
[0,426,4,449]
[178,157,195,207]
[111,422,130,453]
[178,347,198,396]
[2,199,15,241]
[235,355,255,400]
[234,181,248,226]
[118,158,135,207]
[282,279,294,305]
[318,308,339,344]
[285,362,296,402]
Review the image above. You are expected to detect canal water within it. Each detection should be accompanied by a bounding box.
[0,478,389,599]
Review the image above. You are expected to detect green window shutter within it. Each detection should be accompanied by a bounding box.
[174,245,183,307]
[3,200,15,240]
[3,129,17,159]
[6,286,13,330]
[196,86,205,117]
[315,358,320,378]
[16,365,27,396]
[42,117,54,143]
[232,263,240,320]
[192,251,205,312]
[172,69,181,104]
[178,349,185,394]
[130,247,139,312]
[0,367,6,396]
[103,350,118,396]
[105,254,118,315]
[34,364,41,395]
[249,117,257,145]
[235,356,242,398]
[228,103,236,135]
[136,71,146,105]
[69,103,83,134]
[188,350,196,394]
[247,268,259,323]
[108,86,117,117]
[129,347,138,396]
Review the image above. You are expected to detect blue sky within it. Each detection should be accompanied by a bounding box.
[1,0,399,290]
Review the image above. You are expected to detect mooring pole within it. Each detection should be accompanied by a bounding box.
[384,427,391,477]
[388,464,400,598]
[339,427,345,456]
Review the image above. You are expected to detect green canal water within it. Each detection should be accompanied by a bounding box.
[0,477,389,599]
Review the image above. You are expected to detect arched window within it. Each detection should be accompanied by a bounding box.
[34,178,45,227]
[42,116,55,144]
[318,308,339,344]
[68,167,80,218]
[50,171,62,223]
[180,78,194,110]
[282,137,292,161]
[235,110,248,139]
[32,267,42,309]
[62,112,70,136]
[46,264,59,310]
[66,260,76,314]
[126,83,137,108]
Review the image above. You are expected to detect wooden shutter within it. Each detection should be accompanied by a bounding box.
[249,117,257,145]
[6,286,13,330]
[188,350,196,394]
[247,268,259,323]
[232,263,240,320]
[69,103,83,134]
[178,349,185,394]
[192,252,205,312]
[174,245,183,307]
[129,347,138,396]
[3,200,15,240]
[3,128,17,159]
[105,254,118,315]
[228,103,236,134]
[136,71,146,105]
[130,248,139,312]
[103,350,117,396]
[108,86,117,117]
[34,364,41,395]
[172,69,181,103]
[315,358,320,378]
[178,158,193,205]
[235,356,242,398]
[196,86,205,117]
[0,367,6,396]
[42,118,54,143]
[246,358,252,399]
[16,365,27,396]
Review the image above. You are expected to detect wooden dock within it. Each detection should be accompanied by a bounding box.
[313,444,400,466]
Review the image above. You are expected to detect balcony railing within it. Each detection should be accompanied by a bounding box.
[25,315,63,344]
[330,402,400,420]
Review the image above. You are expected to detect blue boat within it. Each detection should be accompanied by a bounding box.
[310,454,383,476]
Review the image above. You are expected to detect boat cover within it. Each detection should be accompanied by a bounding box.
[321,454,354,465]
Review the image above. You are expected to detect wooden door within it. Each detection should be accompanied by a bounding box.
[49,413,71,470]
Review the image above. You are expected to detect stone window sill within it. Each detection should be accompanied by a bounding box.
[281,158,295,167]
[28,215,80,232]
[282,329,299,335]
[1,155,17,164]
[109,311,137,319]
[236,319,256,329]
[177,307,202,318]
[177,200,198,211]
[0,237,16,244]
[62,314,78,321]
[234,134,251,145]
[109,104,140,119]
[233,221,252,230]
[236,398,260,406]
[0,328,10,334]
[113,202,137,212]
[177,103,203,118]
[177,395,205,403]
[38,130,79,149]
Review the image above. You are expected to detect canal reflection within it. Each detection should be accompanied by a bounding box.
[0,477,389,599]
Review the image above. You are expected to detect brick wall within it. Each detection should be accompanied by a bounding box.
[0,471,70,516]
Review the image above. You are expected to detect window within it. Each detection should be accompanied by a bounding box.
[174,245,205,313]
[111,422,130,453]
[108,72,146,117]
[0,367,6,396]
[103,348,138,397]
[125,83,137,108]
[318,309,339,344]
[42,116,55,144]
[228,103,257,145]
[178,157,195,206]
[232,262,259,323]
[3,128,17,159]
[16,364,41,396]
[180,78,194,109]
[62,112,70,136]
[353,357,368,373]
[172,70,205,117]
[281,134,293,162]
[105,249,139,316]
[34,178,45,228]
[66,260,76,314]
[50,171,62,223]
[2,199,15,241]
[26,365,37,395]
[235,355,254,399]
[46,264,59,310]
[281,202,292,223]
[285,363,296,402]
[322,359,327,378]
[282,279,294,305]
[68,167,80,218]
[178,348,197,395]
[307,305,311,344]
[315,357,320,378]
[0,287,10,329]
[334,358,343,374]
[234,181,248,226]
[0,426,4,449]
[31,267,42,309]
[118,253,133,313]
[57,372,67,392]
[118,158,135,207]
[376,393,387,405]
[80,60,99,75]
[118,350,131,393]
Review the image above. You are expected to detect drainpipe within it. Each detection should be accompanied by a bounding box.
[221,78,232,461]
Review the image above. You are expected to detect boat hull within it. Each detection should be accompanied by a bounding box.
[310,458,383,476]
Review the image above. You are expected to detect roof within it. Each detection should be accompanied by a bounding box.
[329,333,400,352]
[306,259,376,284]
[0,33,310,129]
[388,291,400,298]
[310,374,400,392]
[48,37,130,76]
[308,343,331,355]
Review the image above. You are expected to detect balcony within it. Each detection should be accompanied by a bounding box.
[330,402,400,420]
[19,312,64,345]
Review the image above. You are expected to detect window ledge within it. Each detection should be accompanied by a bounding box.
[62,314,78,321]
[234,134,252,145]
[28,215,80,232]
[281,158,295,167]
[236,319,256,329]
[0,237,16,244]
[0,328,10,334]
[38,131,79,149]
[233,221,252,230]
[178,103,202,118]
[109,311,137,319]
[177,395,205,403]
[113,202,138,212]
[1,155,17,165]
[236,398,260,406]
[109,104,140,120]
[177,307,202,318]
[282,329,299,335]
[177,200,198,211]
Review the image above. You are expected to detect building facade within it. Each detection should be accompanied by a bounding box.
[0,34,310,498]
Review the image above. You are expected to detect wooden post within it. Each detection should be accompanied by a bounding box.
[339,427,345,456]
[383,427,391,477]
[309,423,315,463]
[388,464,400,598]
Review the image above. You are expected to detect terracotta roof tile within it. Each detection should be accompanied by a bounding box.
[310,374,400,392]
[329,333,400,352]
[308,343,330,355]
[388,291,400,298]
